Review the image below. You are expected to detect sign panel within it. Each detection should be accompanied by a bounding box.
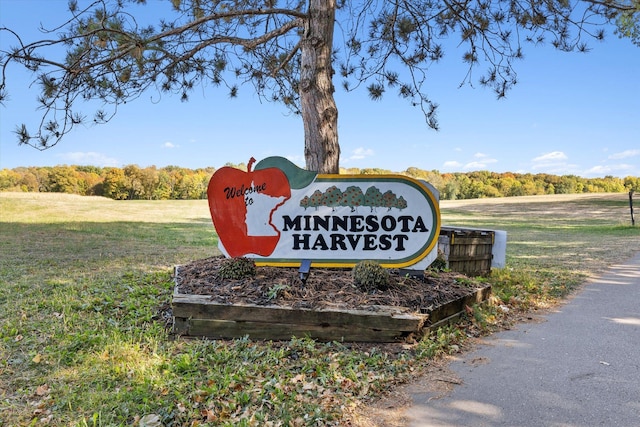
[207,157,440,268]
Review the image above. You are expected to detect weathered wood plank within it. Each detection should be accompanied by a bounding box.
[448,254,493,262]
[424,311,466,333]
[426,285,492,325]
[172,293,426,332]
[172,317,189,335]
[171,284,491,342]
[180,318,405,342]
[450,237,493,246]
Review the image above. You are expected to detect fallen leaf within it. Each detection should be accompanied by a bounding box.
[139,414,162,427]
[35,384,50,396]
[201,409,217,422]
[302,381,316,391]
[488,295,502,305]
[14,334,24,342]
[32,353,42,364]
[39,414,53,424]
[291,374,305,384]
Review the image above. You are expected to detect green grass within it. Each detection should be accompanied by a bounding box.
[441,194,640,275]
[1,192,639,426]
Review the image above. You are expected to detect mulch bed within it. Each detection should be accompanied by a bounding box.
[174,256,481,313]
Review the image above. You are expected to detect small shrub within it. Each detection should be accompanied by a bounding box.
[415,325,466,359]
[428,249,448,272]
[352,260,390,292]
[218,257,256,280]
[267,283,290,300]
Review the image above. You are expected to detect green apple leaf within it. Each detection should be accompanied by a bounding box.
[254,156,317,190]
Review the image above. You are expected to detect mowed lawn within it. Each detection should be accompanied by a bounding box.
[1,192,638,426]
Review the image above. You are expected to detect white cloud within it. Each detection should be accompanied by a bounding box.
[532,164,581,175]
[464,154,497,170]
[530,151,577,174]
[533,151,568,162]
[528,150,618,176]
[441,152,498,171]
[56,152,120,167]
[584,164,634,177]
[608,149,640,160]
[163,141,179,148]
[463,162,485,169]
[585,165,612,175]
[340,147,374,164]
[443,160,462,168]
[351,147,374,160]
[464,160,497,170]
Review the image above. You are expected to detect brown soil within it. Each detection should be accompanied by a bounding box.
[175,256,481,313]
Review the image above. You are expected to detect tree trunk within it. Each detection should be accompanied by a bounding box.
[300,0,340,174]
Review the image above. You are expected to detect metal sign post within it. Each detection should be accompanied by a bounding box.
[630,191,635,226]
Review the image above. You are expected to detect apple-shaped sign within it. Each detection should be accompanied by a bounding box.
[207,157,291,257]
[208,156,440,268]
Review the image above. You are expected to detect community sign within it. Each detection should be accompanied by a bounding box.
[207,156,440,268]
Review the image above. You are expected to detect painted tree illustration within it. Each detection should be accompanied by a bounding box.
[2,1,637,173]
[299,195,310,210]
[322,185,343,211]
[396,196,408,210]
[364,186,384,212]
[382,190,398,211]
[308,189,324,210]
[341,186,365,212]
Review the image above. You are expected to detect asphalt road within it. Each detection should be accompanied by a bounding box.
[405,252,640,427]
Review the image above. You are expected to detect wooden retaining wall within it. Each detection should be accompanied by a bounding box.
[172,285,491,342]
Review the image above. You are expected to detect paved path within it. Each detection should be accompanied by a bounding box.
[405,252,640,427]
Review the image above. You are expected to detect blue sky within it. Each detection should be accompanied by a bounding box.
[1,1,639,177]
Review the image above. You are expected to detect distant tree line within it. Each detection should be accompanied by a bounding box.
[0,164,638,200]
[0,165,214,200]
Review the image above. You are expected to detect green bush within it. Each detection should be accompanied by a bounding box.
[428,249,448,272]
[218,257,257,280]
[352,260,390,292]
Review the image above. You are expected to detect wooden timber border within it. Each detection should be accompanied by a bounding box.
[172,271,491,342]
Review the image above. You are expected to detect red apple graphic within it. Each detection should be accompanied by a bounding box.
[207,157,291,257]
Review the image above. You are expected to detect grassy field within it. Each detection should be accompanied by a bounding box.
[1,192,638,426]
[442,193,640,274]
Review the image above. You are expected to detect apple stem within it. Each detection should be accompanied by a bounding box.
[248,157,256,172]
